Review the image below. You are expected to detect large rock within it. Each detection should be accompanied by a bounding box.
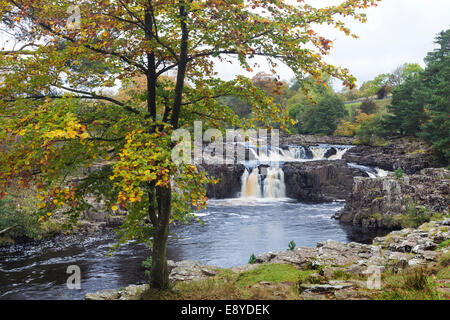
[343,138,433,174]
[282,160,368,202]
[199,164,246,199]
[336,168,449,229]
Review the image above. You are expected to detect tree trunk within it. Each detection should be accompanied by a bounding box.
[149,185,172,290]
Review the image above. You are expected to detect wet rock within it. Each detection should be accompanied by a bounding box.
[199,164,246,199]
[283,160,367,202]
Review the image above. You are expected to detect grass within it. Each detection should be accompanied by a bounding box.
[378,267,443,300]
[135,253,450,301]
[439,240,450,249]
[139,263,314,300]
[236,263,314,287]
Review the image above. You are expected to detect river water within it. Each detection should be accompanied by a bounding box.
[0,144,389,299]
[0,198,386,300]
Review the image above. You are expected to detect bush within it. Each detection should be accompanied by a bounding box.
[394,168,404,178]
[142,256,153,278]
[287,240,296,251]
[358,99,378,115]
[396,204,433,228]
[0,192,60,245]
[248,254,257,264]
[355,114,388,145]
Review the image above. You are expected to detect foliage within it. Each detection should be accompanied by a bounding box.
[394,204,435,229]
[142,256,153,279]
[358,99,378,115]
[383,76,428,136]
[248,253,257,265]
[394,168,405,179]
[289,80,348,135]
[418,29,450,165]
[0,192,60,245]
[0,0,380,288]
[288,240,296,251]
[354,113,388,145]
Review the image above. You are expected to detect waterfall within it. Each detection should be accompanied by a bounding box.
[328,148,349,160]
[240,167,286,199]
[263,168,286,198]
[311,147,328,160]
[241,168,262,198]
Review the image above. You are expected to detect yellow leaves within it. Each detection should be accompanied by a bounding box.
[67,128,77,139]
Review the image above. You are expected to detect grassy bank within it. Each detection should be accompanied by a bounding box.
[135,252,450,300]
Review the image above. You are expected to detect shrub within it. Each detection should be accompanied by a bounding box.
[248,254,257,264]
[358,99,378,115]
[287,240,296,251]
[396,204,433,229]
[142,256,153,278]
[394,168,404,178]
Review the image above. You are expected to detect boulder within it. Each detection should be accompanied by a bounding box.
[343,138,433,174]
[336,168,449,229]
[282,160,368,202]
[199,164,246,199]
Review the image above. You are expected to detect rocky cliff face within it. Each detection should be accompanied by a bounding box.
[343,138,433,174]
[283,160,368,202]
[336,168,449,229]
[198,164,246,199]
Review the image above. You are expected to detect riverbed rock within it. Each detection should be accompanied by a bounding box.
[335,168,449,229]
[168,260,220,282]
[343,138,433,174]
[199,164,246,199]
[282,160,368,202]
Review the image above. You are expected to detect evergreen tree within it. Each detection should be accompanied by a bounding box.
[384,73,427,136]
[419,29,450,164]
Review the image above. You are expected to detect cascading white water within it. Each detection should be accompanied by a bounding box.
[263,168,286,198]
[310,147,328,160]
[240,167,286,199]
[240,168,262,198]
[328,148,349,160]
[239,144,355,199]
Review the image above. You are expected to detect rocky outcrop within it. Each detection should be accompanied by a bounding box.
[280,134,355,147]
[198,164,246,199]
[86,218,450,300]
[335,168,449,229]
[282,160,368,202]
[343,138,433,174]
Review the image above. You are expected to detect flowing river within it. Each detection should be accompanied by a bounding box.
[0,144,389,299]
[0,199,387,300]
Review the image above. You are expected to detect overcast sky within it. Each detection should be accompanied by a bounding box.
[214,0,450,91]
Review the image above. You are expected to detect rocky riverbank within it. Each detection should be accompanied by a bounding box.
[85,218,450,300]
[343,137,433,174]
[335,168,449,229]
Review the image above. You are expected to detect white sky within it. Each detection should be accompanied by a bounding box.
[214,0,450,90]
